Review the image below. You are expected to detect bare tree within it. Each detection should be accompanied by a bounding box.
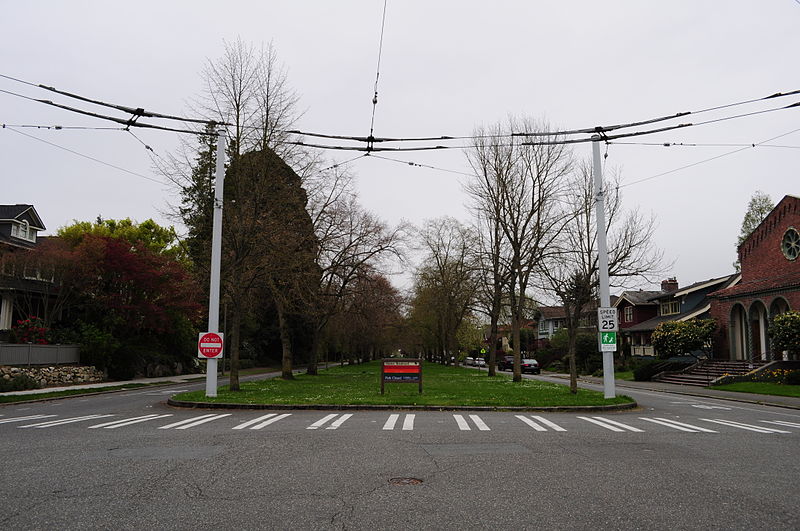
[465,117,572,382]
[541,160,664,393]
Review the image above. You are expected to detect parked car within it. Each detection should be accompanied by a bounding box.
[521,359,541,374]
[474,358,486,367]
[464,357,474,366]
[497,356,515,371]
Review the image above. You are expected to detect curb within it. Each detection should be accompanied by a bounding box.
[166,397,639,413]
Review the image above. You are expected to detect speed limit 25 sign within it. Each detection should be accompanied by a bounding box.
[597,307,618,332]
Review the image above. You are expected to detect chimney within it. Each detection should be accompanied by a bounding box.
[661,277,679,292]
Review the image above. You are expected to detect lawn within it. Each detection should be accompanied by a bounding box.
[173,361,634,408]
[710,381,800,398]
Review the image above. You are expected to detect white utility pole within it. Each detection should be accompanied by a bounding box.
[205,127,226,397]
[592,135,616,399]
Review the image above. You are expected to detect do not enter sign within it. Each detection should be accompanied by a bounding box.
[198,332,224,359]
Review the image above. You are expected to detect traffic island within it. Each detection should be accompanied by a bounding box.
[169,361,637,412]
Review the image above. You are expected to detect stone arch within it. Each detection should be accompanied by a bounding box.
[747,300,769,361]
[768,296,792,361]
[729,303,748,361]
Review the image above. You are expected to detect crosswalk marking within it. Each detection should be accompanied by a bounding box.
[578,416,643,432]
[307,414,339,430]
[515,415,568,432]
[453,414,490,431]
[326,413,352,430]
[233,413,292,430]
[639,417,717,433]
[89,414,173,429]
[234,414,278,430]
[700,418,791,434]
[516,415,546,431]
[0,414,57,424]
[383,413,415,431]
[383,414,400,430]
[157,414,231,430]
[762,420,800,429]
[531,415,567,432]
[19,414,114,429]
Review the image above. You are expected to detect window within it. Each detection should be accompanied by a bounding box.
[539,320,547,332]
[660,300,680,316]
[624,306,633,323]
[11,220,36,243]
[782,227,799,261]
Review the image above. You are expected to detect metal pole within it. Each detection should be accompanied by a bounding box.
[205,128,226,397]
[592,135,616,399]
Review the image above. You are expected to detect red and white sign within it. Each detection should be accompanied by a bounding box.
[198,332,224,359]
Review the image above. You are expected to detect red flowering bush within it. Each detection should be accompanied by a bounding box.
[10,316,50,344]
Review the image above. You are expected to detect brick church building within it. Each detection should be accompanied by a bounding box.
[709,195,800,360]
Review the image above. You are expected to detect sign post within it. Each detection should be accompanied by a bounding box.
[381,358,422,394]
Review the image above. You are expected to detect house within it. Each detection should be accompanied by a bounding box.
[0,205,47,330]
[614,282,668,356]
[536,300,617,349]
[709,195,800,361]
[619,274,740,357]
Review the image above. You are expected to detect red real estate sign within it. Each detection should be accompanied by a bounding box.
[197,332,224,359]
[381,358,422,394]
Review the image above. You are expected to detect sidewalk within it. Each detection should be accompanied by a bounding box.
[561,374,800,410]
[0,373,204,397]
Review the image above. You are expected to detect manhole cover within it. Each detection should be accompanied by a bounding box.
[388,477,423,486]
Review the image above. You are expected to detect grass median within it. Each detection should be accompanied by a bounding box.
[710,381,800,398]
[173,361,634,408]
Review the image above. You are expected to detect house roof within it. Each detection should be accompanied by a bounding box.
[538,306,566,320]
[0,204,46,230]
[622,304,713,332]
[613,290,662,307]
[647,274,739,301]
[709,270,800,300]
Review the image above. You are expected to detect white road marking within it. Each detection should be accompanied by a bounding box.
[0,414,57,424]
[762,420,800,429]
[383,414,399,430]
[89,414,173,429]
[592,416,644,432]
[251,413,291,429]
[307,414,339,430]
[691,405,732,410]
[516,415,547,431]
[469,415,490,431]
[158,414,227,430]
[19,414,114,428]
[402,414,415,431]
[326,413,353,430]
[0,414,56,424]
[453,414,471,431]
[234,414,277,430]
[578,416,642,432]
[700,418,790,434]
[531,415,567,432]
[639,417,717,433]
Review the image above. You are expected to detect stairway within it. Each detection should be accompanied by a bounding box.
[653,360,768,387]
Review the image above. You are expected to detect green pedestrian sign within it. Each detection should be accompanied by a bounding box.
[599,331,617,352]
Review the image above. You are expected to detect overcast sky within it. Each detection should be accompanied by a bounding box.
[2,1,799,294]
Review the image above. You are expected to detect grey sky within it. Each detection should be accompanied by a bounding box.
[2,1,798,293]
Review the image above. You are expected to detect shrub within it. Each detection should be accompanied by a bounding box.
[0,373,41,392]
[786,371,800,385]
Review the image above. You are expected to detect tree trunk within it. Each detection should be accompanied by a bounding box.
[306,324,322,376]
[275,299,294,380]
[512,315,522,382]
[228,302,241,391]
[568,323,578,394]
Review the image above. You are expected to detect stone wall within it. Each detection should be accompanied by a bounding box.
[0,365,105,388]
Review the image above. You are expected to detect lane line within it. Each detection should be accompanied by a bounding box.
[531,415,567,432]
[326,413,353,430]
[402,414,415,431]
[700,418,789,434]
[20,414,114,429]
[251,413,291,429]
[383,414,399,431]
[233,414,276,430]
[652,417,717,433]
[307,414,338,430]
[0,414,57,424]
[453,414,471,431]
[158,414,219,430]
[577,416,625,432]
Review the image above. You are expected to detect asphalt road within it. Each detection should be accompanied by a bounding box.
[2,372,798,530]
